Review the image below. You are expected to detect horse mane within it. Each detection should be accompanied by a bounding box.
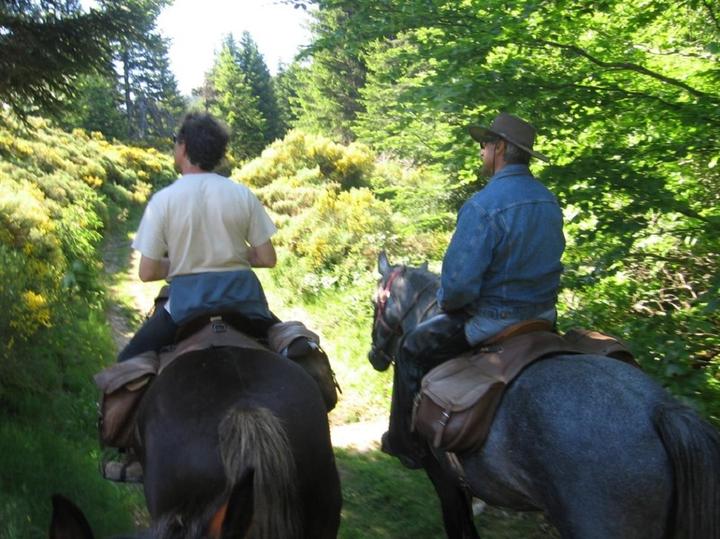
[401,264,439,291]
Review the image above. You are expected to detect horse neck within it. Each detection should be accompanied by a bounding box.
[399,269,440,334]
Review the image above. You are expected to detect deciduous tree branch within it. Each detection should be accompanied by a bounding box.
[535,38,720,102]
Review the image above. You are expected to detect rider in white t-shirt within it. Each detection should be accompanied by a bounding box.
[118,112,278,361]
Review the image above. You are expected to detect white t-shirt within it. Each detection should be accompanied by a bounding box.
[132,172,277,279]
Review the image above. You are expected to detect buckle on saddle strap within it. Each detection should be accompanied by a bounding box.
[210,316,227,333]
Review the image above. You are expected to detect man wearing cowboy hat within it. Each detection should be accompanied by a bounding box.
[381,112,565,468]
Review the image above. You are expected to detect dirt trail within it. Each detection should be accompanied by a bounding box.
[103,236,384,451]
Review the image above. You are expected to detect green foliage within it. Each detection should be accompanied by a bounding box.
[235,130,444,295]
[236,129,374,191]
[0,112,174,393]
[278,187,395,294]
[273,61,303,135]
[202,32,287,161]
[285,0,720,423]
[0,112,172,536]
[291,7,367,143]
[206,35,267,160]
[110,0,184,141]
[58,73,127,140]
[235,31,283,144]
[0,1,149,117]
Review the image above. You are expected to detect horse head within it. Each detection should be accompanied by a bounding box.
[49,491,251,539]
[368,251,440,371]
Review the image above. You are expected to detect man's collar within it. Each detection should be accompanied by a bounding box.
[490,164,531,182]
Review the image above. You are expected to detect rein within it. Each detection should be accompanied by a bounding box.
[373,266,438,364]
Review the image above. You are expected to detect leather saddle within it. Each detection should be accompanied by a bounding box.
[412,321,636,454]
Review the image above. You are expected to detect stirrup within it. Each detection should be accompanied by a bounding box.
[101,458,144,483]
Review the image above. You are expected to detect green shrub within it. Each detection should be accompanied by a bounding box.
[275,186,397,295]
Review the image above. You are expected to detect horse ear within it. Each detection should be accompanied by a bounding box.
[378,250,391,276]
[219,469,254,538]
[420,261,429,271]
[49,494,95,539]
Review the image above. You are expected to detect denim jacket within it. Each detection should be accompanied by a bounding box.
[438,164,565,344]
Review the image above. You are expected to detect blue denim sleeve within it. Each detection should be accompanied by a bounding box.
[438,201,497,311]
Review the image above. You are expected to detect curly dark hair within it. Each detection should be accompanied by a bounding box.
[176,112,229,171]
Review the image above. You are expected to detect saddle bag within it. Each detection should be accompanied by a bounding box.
[94,352,159,449]
[290,345,341,412]
[268,321,341,412]
[98,377,151,448]
[412,328,635,453]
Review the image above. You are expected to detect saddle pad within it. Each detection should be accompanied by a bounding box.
[159,317,269,373]
[413,329,634,452]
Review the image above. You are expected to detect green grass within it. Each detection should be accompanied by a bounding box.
[336,447,446,538]
[0,306,146,539]
[335,447,556,539]
[260,270,392,427]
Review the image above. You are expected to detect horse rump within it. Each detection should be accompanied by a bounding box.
[150,406,301,539]
[653,402,720,539]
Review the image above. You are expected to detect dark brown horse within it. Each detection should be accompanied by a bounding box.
[369,252,720,539]
[52,345,342,538]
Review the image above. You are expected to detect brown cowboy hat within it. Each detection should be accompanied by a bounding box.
[469,112,549,162]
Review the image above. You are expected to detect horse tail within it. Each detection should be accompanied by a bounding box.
[218,406,302,539]
[653,402,720,538]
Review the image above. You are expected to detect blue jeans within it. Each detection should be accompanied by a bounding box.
[117,307,178,362]
[465,307,557,345]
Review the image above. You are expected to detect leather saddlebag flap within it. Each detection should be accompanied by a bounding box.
[94,352,159,448]
[98,375,151,449]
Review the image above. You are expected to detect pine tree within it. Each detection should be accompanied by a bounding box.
[273,61,303,135]
[292,7,366,143]
[110,0,185,140]
[58,72,126,139]
[0,0,142,117]
[206,35,266,160]
[235,31,282,144]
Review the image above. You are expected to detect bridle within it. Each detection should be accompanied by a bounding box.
[371,266,438,366]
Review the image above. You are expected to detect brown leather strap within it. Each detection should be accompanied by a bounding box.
[482,319,554,345]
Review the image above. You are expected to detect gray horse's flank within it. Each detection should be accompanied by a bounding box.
[466,354,720,538]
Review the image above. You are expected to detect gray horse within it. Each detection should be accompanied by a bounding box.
[369,252,720,539]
